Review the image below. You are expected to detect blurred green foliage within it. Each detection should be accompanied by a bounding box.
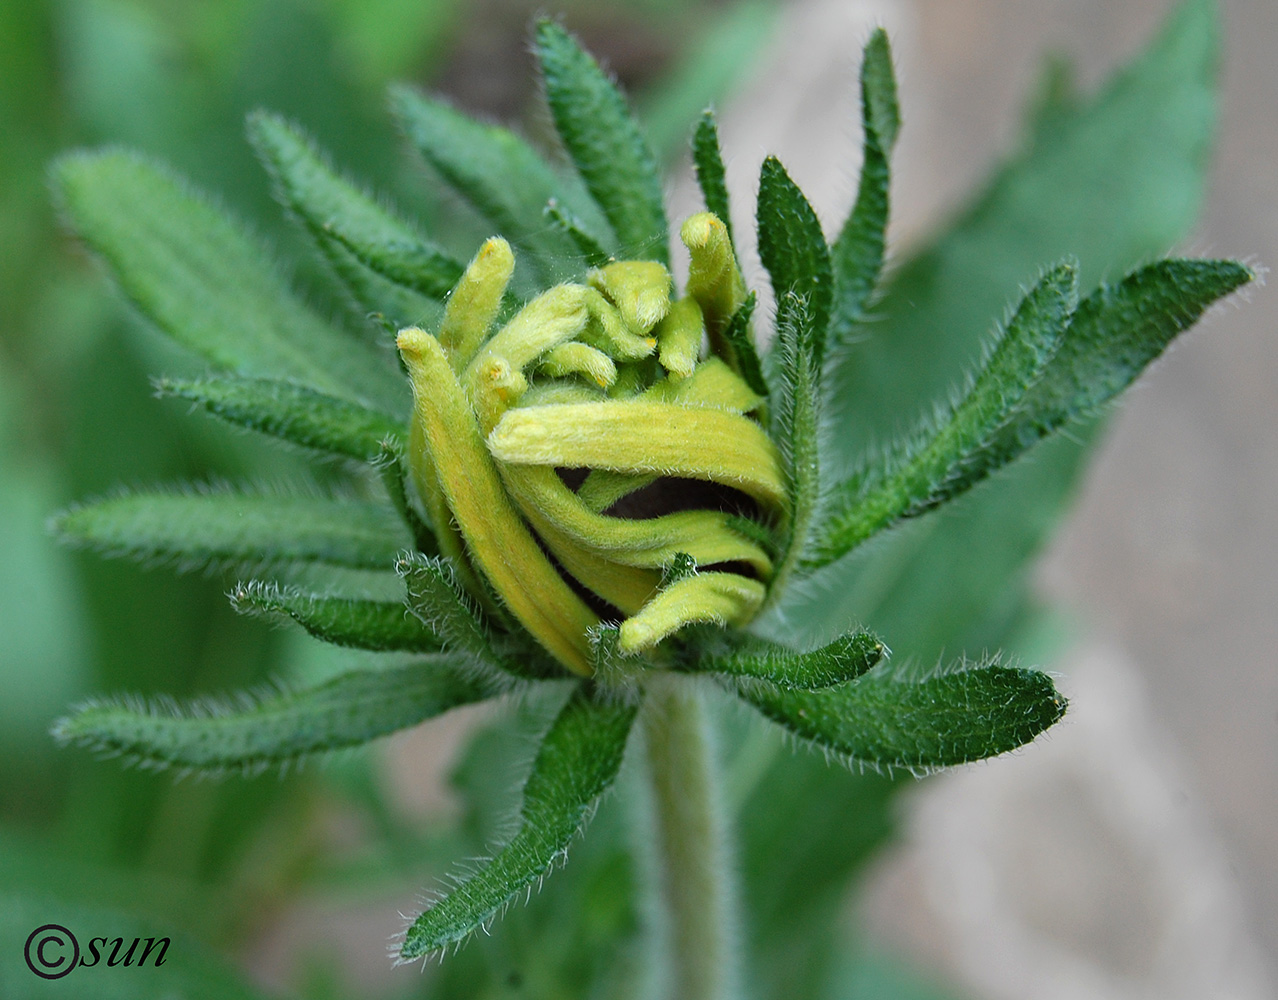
[0,0,1222,997]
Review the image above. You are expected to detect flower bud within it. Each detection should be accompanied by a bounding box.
[398,218,785,673]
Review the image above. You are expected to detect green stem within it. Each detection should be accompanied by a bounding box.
[642,675,739,1000]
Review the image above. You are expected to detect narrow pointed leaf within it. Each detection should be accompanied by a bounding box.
[400,688,637,958]
[52,488,409,571]
[721,292,768,397]
[230,581,440,652]
[52,660,493,773]
[53,151,403,407]
[326,230,465,304]
[247,111,457,322]
[692,110,734,247]
[987,258,1252,459]
[535,19,669,264]
[768,292,821,593]
[756,155,833,370]
[736,658,1066,769]
[830,28,900,347]
[156,376,403,462]
[689,629,884,689]
[390,86,607,271]
[809,261,1078,568]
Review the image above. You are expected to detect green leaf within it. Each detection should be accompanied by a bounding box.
[396,552,493,661]
[781,0,1227,656]
[155,375,404,462]
[756,155,833,370]
[399,687,637,959]
[52,660,493,773]
[692,110,734,247]
[688,628,884,689]
[53,150,404,408]
[720,291,768,398]
[230,581,440,652]
[735,658,1066,769]
[52,487,409,572]
[829,27,900,349]
[767,293,822,596]
[390,86,607,275]
[823,0,1223,473]
[809,261,1078,568]
[986,258,1252,458]
[246,110,455,324]
[535,19,669,264]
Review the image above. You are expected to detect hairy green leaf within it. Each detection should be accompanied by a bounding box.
[720,291,768,398]
[53,151,403,408]
[736,659,1066,769]
[987,258,1252,458]
[767,293,822,596]
[756,155,833,370]
[391,86,607,276]
[52,488,409,571]
[156,375,403,462]
[692,110,734,248]
[247,111,453,324]
[400,687,637,958]
[535,19,669,264]
[810,261,1078,568]
[781,0,1227,657]
[52,660,492,773]
[829,28,899,349]
[397,552,493,660]
[230,581,440,652]
[688,628,884,689]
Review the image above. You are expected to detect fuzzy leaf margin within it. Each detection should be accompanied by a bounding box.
[399,686,637,959]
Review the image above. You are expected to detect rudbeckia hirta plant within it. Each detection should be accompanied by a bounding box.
[49,12,1250,995]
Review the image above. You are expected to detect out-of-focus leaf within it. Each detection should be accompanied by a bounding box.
[535,19,669,264]
[247,111,451,324]
[54,151,405,409]
[52,488,409,572]
[53,659,493,774]
[156,375,404,463]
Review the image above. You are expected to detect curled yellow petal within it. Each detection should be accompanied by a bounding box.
[538,342,618,387]
[488,400,789,516]
[499,464,773,578]
[618,572,766,653]
[464,283,588,389]
[588,260,671,332]
[655,296,705,378]
[439,237,514,372]
[397,327,597,675]
[681,212,746,344]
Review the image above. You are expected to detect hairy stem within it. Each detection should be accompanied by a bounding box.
[642,675,739,1000]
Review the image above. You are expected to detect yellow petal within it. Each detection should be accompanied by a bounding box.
[397,327,598,675]
[438,237,514,372]
[488,400,789,516]
[618,572,766,653]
